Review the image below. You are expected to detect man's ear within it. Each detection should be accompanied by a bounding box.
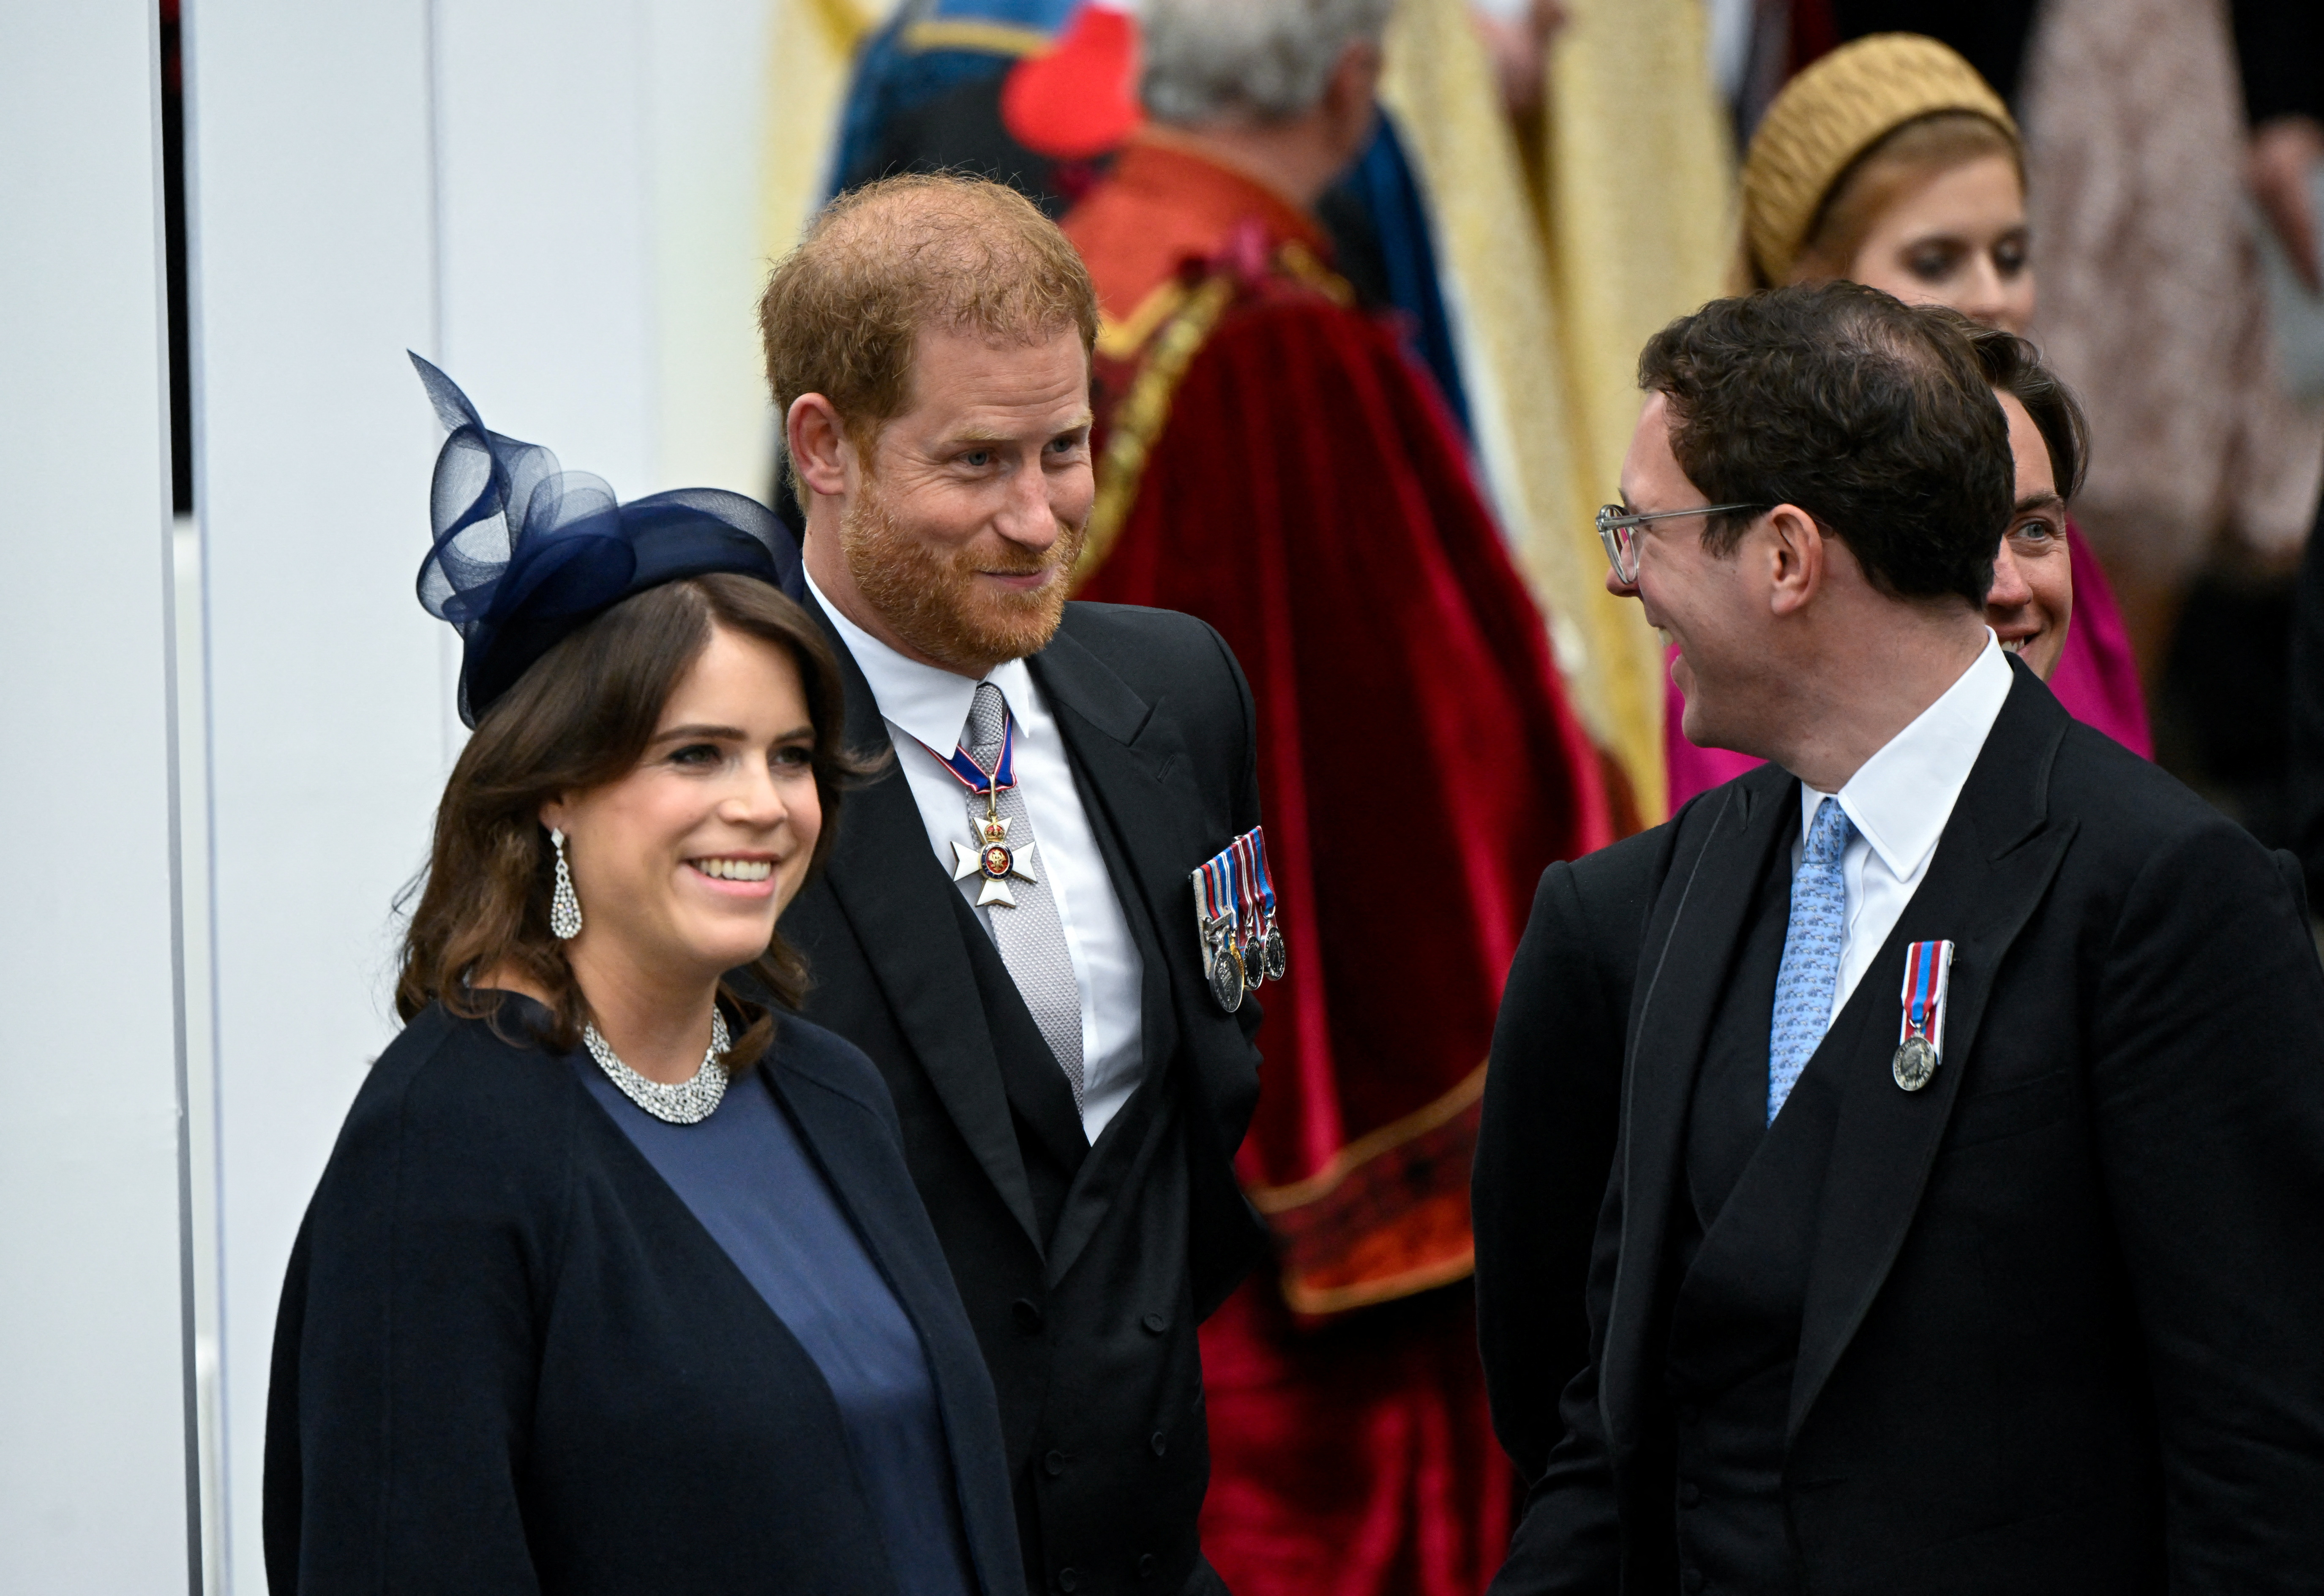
[1324,40,1383,143]
[787,394,854,501]
[1764,504,1827,617]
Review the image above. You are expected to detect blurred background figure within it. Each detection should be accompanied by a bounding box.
[1058,0,1614,1588]
[1668,31,2152,808]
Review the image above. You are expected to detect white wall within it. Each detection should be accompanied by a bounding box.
[182,2,780,1586]
[0,3,198,1591]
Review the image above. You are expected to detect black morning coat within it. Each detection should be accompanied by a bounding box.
[1475,657,2324,1595]
[262,1002,1024,1596]
[771,593,1269,1596]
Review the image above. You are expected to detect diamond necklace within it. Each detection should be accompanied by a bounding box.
[583,1008,732,1125]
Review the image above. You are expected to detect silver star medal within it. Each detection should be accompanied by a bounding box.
[953,806,1041,907]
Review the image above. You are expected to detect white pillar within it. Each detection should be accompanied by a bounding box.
[182,3,448,1584]
[0,3,198,1591]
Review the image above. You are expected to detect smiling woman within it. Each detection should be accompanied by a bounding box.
[399,573,854,1070]
[263,363,1027,1596]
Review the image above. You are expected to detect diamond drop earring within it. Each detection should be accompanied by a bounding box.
[548,826,584,940]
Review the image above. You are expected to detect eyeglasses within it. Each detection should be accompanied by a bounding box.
[1596,503,1767,585]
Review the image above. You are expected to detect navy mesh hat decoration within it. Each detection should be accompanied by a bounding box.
[409,352,797,726]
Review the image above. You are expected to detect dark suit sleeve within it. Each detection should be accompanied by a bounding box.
[2090,817,2324,1586]
[265,1049,562,1595]
[1487,1156,1626,1595]
[1474,862,1628,1482]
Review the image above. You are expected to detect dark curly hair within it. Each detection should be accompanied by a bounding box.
[1962,321,2089,501]
[1637,281,2014,607]
[395,574,874,1069]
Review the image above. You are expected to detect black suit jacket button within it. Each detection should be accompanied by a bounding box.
[1150,1430,1168,1456]
[1045,1449,1067,1477]
[1679,1481,1701,1507]
[1142,1310,1168,1333]
[1056,1569,1080,1593]
[1137,1553,1159,1578]
[1013,1299,1045,1334]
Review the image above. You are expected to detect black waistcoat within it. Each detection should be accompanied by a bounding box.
[1661,826,1883,1596]
[944,750,1211,1596]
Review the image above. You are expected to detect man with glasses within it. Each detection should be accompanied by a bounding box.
[1475,281,2324,1593]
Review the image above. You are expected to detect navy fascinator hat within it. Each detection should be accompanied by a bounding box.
[409,353,798,726]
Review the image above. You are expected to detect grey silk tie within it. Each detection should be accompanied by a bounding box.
[961,682,1087,1111]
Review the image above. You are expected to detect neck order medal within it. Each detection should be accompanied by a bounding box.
[932,707,1041,908]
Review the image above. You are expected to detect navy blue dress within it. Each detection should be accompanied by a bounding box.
[264,1000,1020,1596]
[578,1055,977,1596]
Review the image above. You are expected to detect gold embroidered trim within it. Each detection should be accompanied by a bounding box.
[1282,1249,1476,1317]
[1247,1063,1486,1214]
[900,18,1053,57]
[1094,279,1190,363]
[1074,272,1236,586]
[1274,239,1356,308]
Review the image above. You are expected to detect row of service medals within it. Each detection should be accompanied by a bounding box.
[1190,827,1285,1014]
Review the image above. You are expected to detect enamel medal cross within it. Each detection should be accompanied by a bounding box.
[929,708,1040,907]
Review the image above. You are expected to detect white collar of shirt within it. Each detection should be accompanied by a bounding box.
[804,569,1036,753]
[1798,630,2013,873]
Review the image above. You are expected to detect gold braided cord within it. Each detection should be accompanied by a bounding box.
[899,17,1053,57]
[1074,273,1238,586]
[1381,0,1678,817]
[1094,278,1191,363]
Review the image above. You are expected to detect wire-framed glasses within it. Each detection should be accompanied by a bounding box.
[1596,502,1767,585]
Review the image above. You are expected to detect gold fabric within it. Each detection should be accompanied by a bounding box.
[1740,33,2016,287]
[1383,0,1709,818]
[758,0,881,266]
[1539,0,1736,818]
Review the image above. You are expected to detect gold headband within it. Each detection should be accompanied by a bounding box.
[1741,33,2019,285]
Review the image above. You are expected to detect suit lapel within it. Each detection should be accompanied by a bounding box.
[1604,765,1795,1451]
[806,595,1044,1251]
[1024,627,1204,1288]
[1787,666,2076,1438]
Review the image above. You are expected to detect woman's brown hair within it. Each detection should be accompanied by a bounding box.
[395,572,871,1069]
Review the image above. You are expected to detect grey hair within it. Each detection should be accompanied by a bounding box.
[1139,0,1396,125]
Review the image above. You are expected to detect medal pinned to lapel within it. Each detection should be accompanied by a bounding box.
[1191,826,1283,1013]
[1893,939,1955,1092]
[925,711,1041,907]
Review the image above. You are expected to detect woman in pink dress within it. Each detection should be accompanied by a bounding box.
[1669,33,2150,806]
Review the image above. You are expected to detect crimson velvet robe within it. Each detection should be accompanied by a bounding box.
[1063,136,1612,1596]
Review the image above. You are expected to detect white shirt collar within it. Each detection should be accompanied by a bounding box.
[805,569,1035,755]
[1800,631,2013,880]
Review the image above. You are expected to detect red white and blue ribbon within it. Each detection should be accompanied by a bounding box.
[918,711,1017,795]
[1232,828,1276,936]
[1194,827,1274,948]
[1896,939,1955,1056]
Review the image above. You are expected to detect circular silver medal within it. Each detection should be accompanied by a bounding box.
[1263,926,1287,982]
[1241,937,1267,989]
[1208,945,1246,1012]
[1892,1035,1938,1092]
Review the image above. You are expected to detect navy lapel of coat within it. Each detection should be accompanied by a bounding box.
[805,594,1044,1252]
[1787,663,2076,1440]
[1603,764,1796,1452]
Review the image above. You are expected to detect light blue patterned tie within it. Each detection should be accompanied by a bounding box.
[1768,796,1856,1123]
